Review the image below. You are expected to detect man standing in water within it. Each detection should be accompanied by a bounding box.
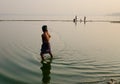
[40,25,53,60]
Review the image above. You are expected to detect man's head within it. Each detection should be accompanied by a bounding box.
[42,25,48,32]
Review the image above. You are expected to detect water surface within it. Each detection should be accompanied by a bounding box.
[0,17,120,84]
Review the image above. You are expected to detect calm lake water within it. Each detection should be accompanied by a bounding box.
[0,16,120,84]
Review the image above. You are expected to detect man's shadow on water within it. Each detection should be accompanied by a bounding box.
[40,58,52,84]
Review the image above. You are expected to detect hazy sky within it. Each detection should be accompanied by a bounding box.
[0,0,120,16]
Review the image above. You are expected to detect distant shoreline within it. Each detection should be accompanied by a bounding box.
[0,19,72,22]
[0,19,120,23]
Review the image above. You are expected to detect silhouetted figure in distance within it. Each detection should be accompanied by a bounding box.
[73,15,77,22]
[84,16,86,24]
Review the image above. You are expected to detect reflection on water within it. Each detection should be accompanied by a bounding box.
[40,58,52,84]
[73,20,86,26]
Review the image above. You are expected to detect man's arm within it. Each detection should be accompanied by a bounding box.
[46,31,51,38]
[45,32,50,42]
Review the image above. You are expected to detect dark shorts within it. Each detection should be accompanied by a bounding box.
[41,43,51,54]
